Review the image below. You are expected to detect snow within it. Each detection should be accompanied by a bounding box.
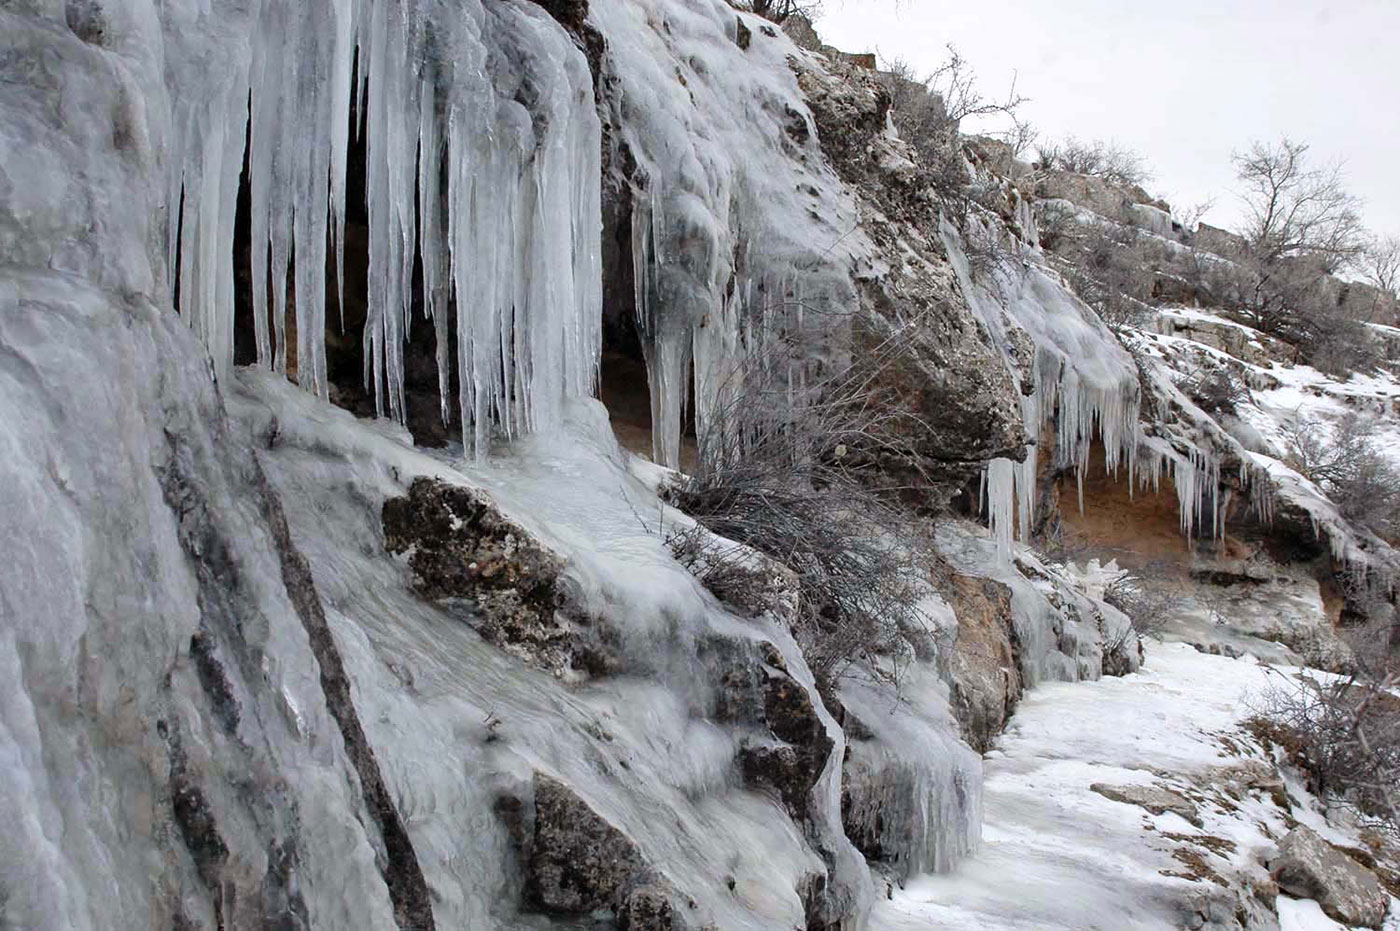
[1277,897,1348,931]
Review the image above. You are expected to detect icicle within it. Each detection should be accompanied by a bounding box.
[162,0,601,457]
[984,458,1017,560]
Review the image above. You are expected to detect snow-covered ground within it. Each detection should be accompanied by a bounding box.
[873,641,1398,931]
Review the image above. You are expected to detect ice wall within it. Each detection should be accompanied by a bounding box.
[158,0,601,455]
[593,0,864,467]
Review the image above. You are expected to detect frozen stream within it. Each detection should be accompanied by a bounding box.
[872,642,1399,931]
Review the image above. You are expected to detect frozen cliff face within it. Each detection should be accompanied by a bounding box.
[1,0,1186,928]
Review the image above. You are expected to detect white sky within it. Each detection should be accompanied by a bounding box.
[815,0,1400,237]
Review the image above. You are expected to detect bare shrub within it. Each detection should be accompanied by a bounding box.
[1035,136,1152,188]
[1249,560,1400,836]
[664,327,939,685]
[880,47,1028,233]
[1102,564,1188,640]
[1179,364,1249,416]
[1251,666,1400,837]
[1282,413,1400,540]
[747,0,821,25]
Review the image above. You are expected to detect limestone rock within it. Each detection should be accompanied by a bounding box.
[1268,827,1389,929]
[514,774,690,929]
[382,477,619,677]
[1090,783,1203,827]
[942,572,1021,752]
[792,55,1027,500]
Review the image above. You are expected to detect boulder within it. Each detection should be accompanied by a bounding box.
[1268,827,1389,928]
[382,477,620,677]
[510,774,690,930]
[942,572,1021,752]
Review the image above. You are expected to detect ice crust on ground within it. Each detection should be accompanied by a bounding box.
[870,642,1369,931]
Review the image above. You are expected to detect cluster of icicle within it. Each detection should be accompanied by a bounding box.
[163,0,601,456]
[939,214,1238,559]
[979,352,1233,559]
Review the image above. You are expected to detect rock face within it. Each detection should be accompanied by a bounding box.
[1269,827,1390,928]
[789,55,1028,500]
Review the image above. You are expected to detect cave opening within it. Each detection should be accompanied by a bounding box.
[228,60,459,448]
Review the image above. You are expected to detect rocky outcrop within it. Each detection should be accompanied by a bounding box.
[382,477,620,678]
[792,55,1027,500]
[739,663,835,821]
[1268,827,1390,928]
[1090,783,1203,827]
[941,573,1022,752]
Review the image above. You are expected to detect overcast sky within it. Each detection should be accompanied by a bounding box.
[815,0,1400,238]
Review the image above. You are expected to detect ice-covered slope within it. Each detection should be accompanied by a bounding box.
[875,640,1399,931]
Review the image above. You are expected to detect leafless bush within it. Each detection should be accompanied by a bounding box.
[1200,250,1382,375]
[746,0,821,25]
[1180,364,1249,416]
[664,328,939,685]
[881,48,1028,230]
[1249,561,1399,835]
[1035,137,1152,188]
[1251,666,1400,837]
[1102,565,1187,640]
[1282,413,1400,540]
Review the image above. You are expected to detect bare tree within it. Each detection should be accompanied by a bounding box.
[1361,235,1400,324]
[1233,138,1365,272]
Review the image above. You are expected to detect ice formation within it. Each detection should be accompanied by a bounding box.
[944,216,1238,555]
[594,0,863,466]
[162,0,601,455]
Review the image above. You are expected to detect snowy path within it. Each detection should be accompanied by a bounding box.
[872,643,1393,931]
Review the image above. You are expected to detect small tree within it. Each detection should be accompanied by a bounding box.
[1233,138,1365,272]
[1361,235,1400,325]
